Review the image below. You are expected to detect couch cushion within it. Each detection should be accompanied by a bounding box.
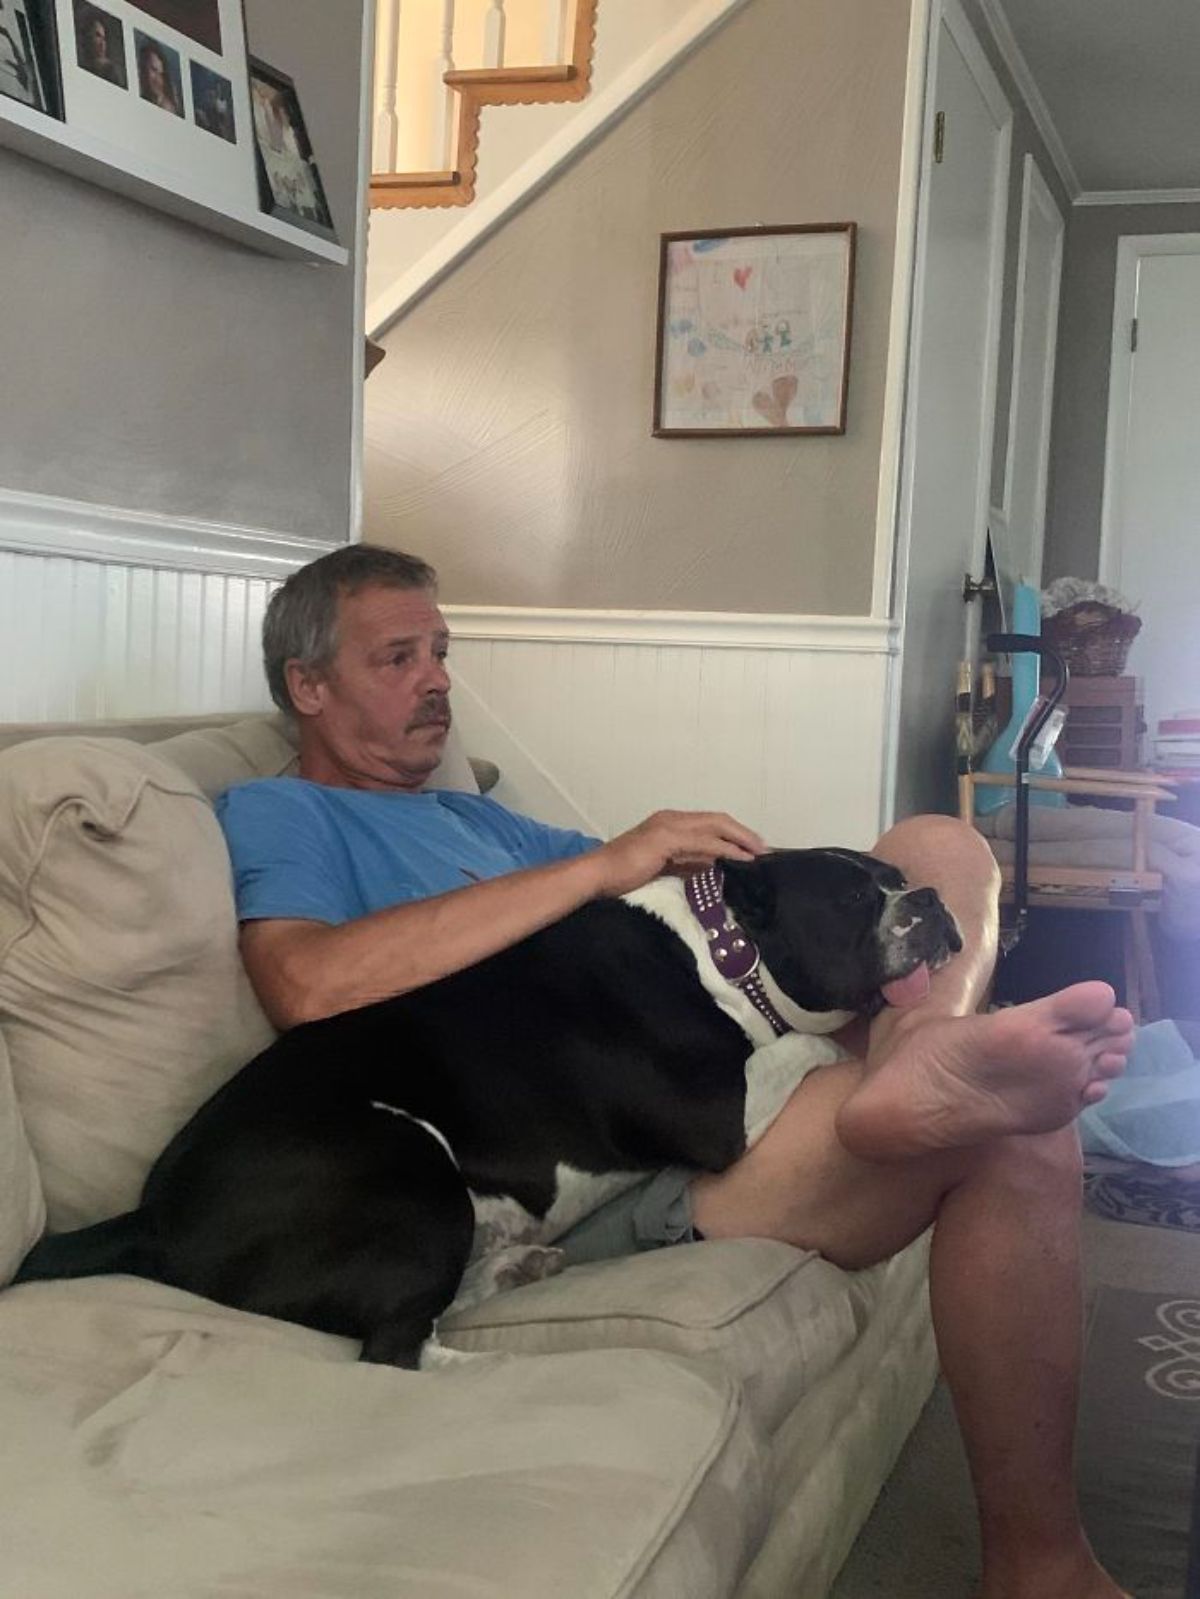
[441,1236,928,1438]
[0,1028,44,1284]
[0,737,276,1229]
[0,1276,770,1599]
[0,712,482,800]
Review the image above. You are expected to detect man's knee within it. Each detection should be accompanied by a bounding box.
[875,813,1002,894]
[971,1125,1084,1205]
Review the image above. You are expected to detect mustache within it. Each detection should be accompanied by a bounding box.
[408,696,451,729]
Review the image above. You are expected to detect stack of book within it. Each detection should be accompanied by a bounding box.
[1154,711,1200,775]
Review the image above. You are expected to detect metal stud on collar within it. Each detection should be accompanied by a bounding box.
[684,868,792,1037]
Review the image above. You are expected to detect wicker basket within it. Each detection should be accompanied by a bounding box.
[1042,601,1141,676]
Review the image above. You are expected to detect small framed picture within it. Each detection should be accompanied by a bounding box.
[653,223,857,437]
[133,26,181,117]
[0,0,60,114]
[191,57,233,141]
[72,0,126,91]
[249,56,336,241]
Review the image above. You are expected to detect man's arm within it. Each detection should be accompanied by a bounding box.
[241,810,764,1030]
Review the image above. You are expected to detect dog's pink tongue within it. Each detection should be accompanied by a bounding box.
[881,964,931,1008]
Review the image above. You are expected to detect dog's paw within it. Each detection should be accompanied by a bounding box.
[494,1244,566,1292]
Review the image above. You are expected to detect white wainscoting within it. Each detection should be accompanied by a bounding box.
[0,549,276,722]
[0,541,897,850]
[445,611,898,848]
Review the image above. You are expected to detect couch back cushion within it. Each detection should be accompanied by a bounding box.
[0,737,277,1230]
[0,713,482,1232]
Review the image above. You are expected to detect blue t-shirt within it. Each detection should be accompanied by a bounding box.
[215,778,600,926]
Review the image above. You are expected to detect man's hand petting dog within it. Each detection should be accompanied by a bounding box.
[594,810,767,898]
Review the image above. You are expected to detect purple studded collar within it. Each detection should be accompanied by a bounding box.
[683,866,793,1037]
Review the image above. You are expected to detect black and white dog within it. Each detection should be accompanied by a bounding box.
[14,848,960,1368]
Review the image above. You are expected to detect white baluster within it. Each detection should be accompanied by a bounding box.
[543,0,569,64]
[432,0,457,170]
[483,0,506,69]
[372,0,402,173]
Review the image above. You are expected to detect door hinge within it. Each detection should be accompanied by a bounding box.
[1130,316,1139,352]
[934,111,946,164]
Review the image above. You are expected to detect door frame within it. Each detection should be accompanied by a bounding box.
[1099,232,1200,587]
[879,0,1013,825]
[997,153,1064,589]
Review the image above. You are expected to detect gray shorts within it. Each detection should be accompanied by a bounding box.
[556,1167,700,1266]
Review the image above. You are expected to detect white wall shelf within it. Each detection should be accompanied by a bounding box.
[1,96,348,266]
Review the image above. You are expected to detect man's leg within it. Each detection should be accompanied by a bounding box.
[691,816,1133,1599]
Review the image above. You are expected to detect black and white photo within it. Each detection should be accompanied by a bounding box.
[0,0,48,108]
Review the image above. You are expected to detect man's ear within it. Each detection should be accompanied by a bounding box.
[285,659,326,717]
[720,857,776,930]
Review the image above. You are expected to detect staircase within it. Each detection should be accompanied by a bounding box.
[365,0,753,334]
[371,1,599,210]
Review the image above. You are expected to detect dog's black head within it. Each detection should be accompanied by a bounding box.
[720,848,962,1017]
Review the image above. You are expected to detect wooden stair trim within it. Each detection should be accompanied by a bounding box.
[372,170,459,189]
[370,0,598,210]
[444,65,577,88]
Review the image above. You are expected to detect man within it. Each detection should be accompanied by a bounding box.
[218,544,1133,1599]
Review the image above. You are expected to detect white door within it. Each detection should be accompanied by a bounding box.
[891,0,1012,822]
[1102,237,1200,746]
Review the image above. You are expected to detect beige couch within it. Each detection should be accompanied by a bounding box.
[0,713,937,1599]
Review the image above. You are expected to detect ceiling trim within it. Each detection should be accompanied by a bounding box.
[973,0,1080,201]
[1076,189,1200,209]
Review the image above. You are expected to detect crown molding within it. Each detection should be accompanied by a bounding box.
[1075,188,1200,209]
[973,0,1080,201]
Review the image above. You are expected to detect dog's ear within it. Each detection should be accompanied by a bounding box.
[720,857,776,930]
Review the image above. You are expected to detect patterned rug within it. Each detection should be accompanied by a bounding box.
[1077,1287,1200,1599]
[1085,1165,1200,1234]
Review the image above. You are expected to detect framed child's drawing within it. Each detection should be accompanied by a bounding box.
[653,223,857,437]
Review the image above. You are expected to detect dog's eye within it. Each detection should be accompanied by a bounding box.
[841,887,870,908]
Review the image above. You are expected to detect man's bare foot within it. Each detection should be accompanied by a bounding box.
[837,982,1134,1161]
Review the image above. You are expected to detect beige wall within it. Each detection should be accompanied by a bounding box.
[0,0,365,542]
[364,0,913,614]
[1044,201,1200,582]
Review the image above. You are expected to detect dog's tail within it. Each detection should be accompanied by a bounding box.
[9,1211,157,1286]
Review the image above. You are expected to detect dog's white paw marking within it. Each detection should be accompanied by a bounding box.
[418,1337,485,1371]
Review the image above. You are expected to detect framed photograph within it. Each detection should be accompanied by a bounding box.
[73,1,127,91]
[133,26,181,115]
[653,223,857,437]
[248,56,336,241]
[1,0,60,115]
[49,0,256,211]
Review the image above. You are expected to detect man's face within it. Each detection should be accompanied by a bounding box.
[292,584,452,790]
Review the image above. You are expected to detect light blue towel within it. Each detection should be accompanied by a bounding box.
[1080,1020,1200,1167]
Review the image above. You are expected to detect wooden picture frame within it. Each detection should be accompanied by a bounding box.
[248,55,336,243]
[653,222,857,438]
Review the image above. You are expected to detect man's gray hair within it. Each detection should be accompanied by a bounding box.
[263,544,438,713]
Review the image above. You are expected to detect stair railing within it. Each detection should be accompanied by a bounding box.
[370,0,594,210]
